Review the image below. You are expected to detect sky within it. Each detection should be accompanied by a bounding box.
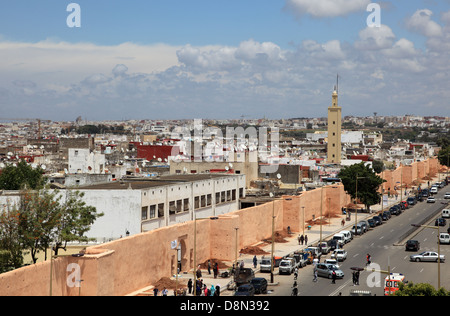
[0,0,450,121]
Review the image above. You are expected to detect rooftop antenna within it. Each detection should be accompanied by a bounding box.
[336,74,339,94]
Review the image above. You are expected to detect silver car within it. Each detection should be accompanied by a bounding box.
[410,251,445,262]
[315,263,344,279]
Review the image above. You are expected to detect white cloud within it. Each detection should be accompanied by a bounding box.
[285,0,371,18]
[406,9,443,37]
[355,24,396,50]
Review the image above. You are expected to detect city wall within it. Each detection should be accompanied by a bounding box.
[0,158,440,296]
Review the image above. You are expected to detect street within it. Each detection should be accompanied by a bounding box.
[255,187,450,296]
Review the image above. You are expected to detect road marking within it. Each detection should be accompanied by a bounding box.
[420,268,424,273]
[353,253,359,258]
[379,236,384,240]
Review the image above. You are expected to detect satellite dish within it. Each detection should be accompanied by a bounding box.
[269,192,274,198]
[41,165,47,170]
[158,158,162,162]
[277,174,281,179]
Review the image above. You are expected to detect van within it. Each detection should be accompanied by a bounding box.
[430,187,438,195]
[259,257,272,273]
[332,234,345,247]
[442,209,450,219]
[439,233,450,244]
[359,221,368,233]
[341,230,352,243]
[279,258,295,275]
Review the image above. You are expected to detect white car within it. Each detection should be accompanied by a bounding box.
[410,251,445,262]
[445,192,450,199]
[331,249,347,261]
[427,196,436,203]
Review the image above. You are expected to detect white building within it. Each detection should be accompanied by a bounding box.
[68,148,106,174]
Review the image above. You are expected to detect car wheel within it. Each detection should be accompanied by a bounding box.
[415,258,421,262]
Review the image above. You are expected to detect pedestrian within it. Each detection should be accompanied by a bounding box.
[313,267,318,282]
[366,253,371,266]
[298,234,301,245]
[253,255,257,269]
[300,235,304,245]
[196,266,202,279]
[304,235,308,246]
[207,260,211,275]
[331,270,337,284]
[187,278,193,294]
[356,271,360,285]
[352,272,356,286]
[213,262,218,279]
[215,285,221,296]
[210,284,215,296]
[341,219,345,226]
[153,287,159,296]
[162,287,168,296]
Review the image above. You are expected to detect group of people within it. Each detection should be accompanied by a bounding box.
[297,234,308,245]
[187,278,221,296]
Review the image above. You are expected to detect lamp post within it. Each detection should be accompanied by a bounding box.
[354,176,367,236]
[411,223,441,289]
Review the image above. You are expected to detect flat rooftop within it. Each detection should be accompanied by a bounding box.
[79,173,237,190]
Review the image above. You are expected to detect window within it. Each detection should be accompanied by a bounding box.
[183,198,190,212]
[216,192,221,205]
[176,200,182,213]
[141,206,148,220]
[232,189,236,201]
[158,203,164,217]
[150,205,156,219]
[201,195,206,208]
[169,201,176,215]
[195,196,200,209]
[207,194,212,206]
[221,191,226,203]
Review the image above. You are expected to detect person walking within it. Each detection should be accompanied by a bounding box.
[304,235,308,246]
[300,235,304,245]
[207,260,211,275]
[313,267,318,282]
[366,253,371,266]
[331,270,337,284]
[253,255,258,269]
[213,262,218,279]
[187,278,193,294]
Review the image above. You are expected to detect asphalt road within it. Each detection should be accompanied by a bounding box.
[257,187,450,296]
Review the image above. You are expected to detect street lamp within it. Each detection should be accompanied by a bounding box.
[411,223,441,289]
[354,176,367,236]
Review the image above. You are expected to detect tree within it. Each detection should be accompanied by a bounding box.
[338,162,385,211]
[438,146,450,168]
[52,190,104,256]
[372,160,384,174]
[0,160,46,190]
[0,188,103,266]
[0,204,25,272]
[394,282,450,296]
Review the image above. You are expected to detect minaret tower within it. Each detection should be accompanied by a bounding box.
[327,76,342,164]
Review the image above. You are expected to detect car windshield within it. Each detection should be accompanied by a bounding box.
[280,262,289,266]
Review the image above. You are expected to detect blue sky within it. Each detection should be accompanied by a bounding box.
[0,0,450,120]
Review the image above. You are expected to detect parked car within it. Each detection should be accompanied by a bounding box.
[430,187,438,195]
[279,258,295,275]
[401,201,409,209]
[390,205,401,215]
[332,234,346,247]
[315,263,344,279]
[351,224,363,235]
[367,218,376,228]
[341,230,353,243]
[359,221,368,233]
[381,212,389,221]
[421,189,430,198]
[373,216,382,225]
[427,196,436,203]
[406,197,417,206]
[331,249,347,261]
[445,192,450,199]
[435,218,447,226]
[405,240,420,251]
[410,251,445,262]
[234,284,255,296]
[383,210,391,219]
[250,278,268,294]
